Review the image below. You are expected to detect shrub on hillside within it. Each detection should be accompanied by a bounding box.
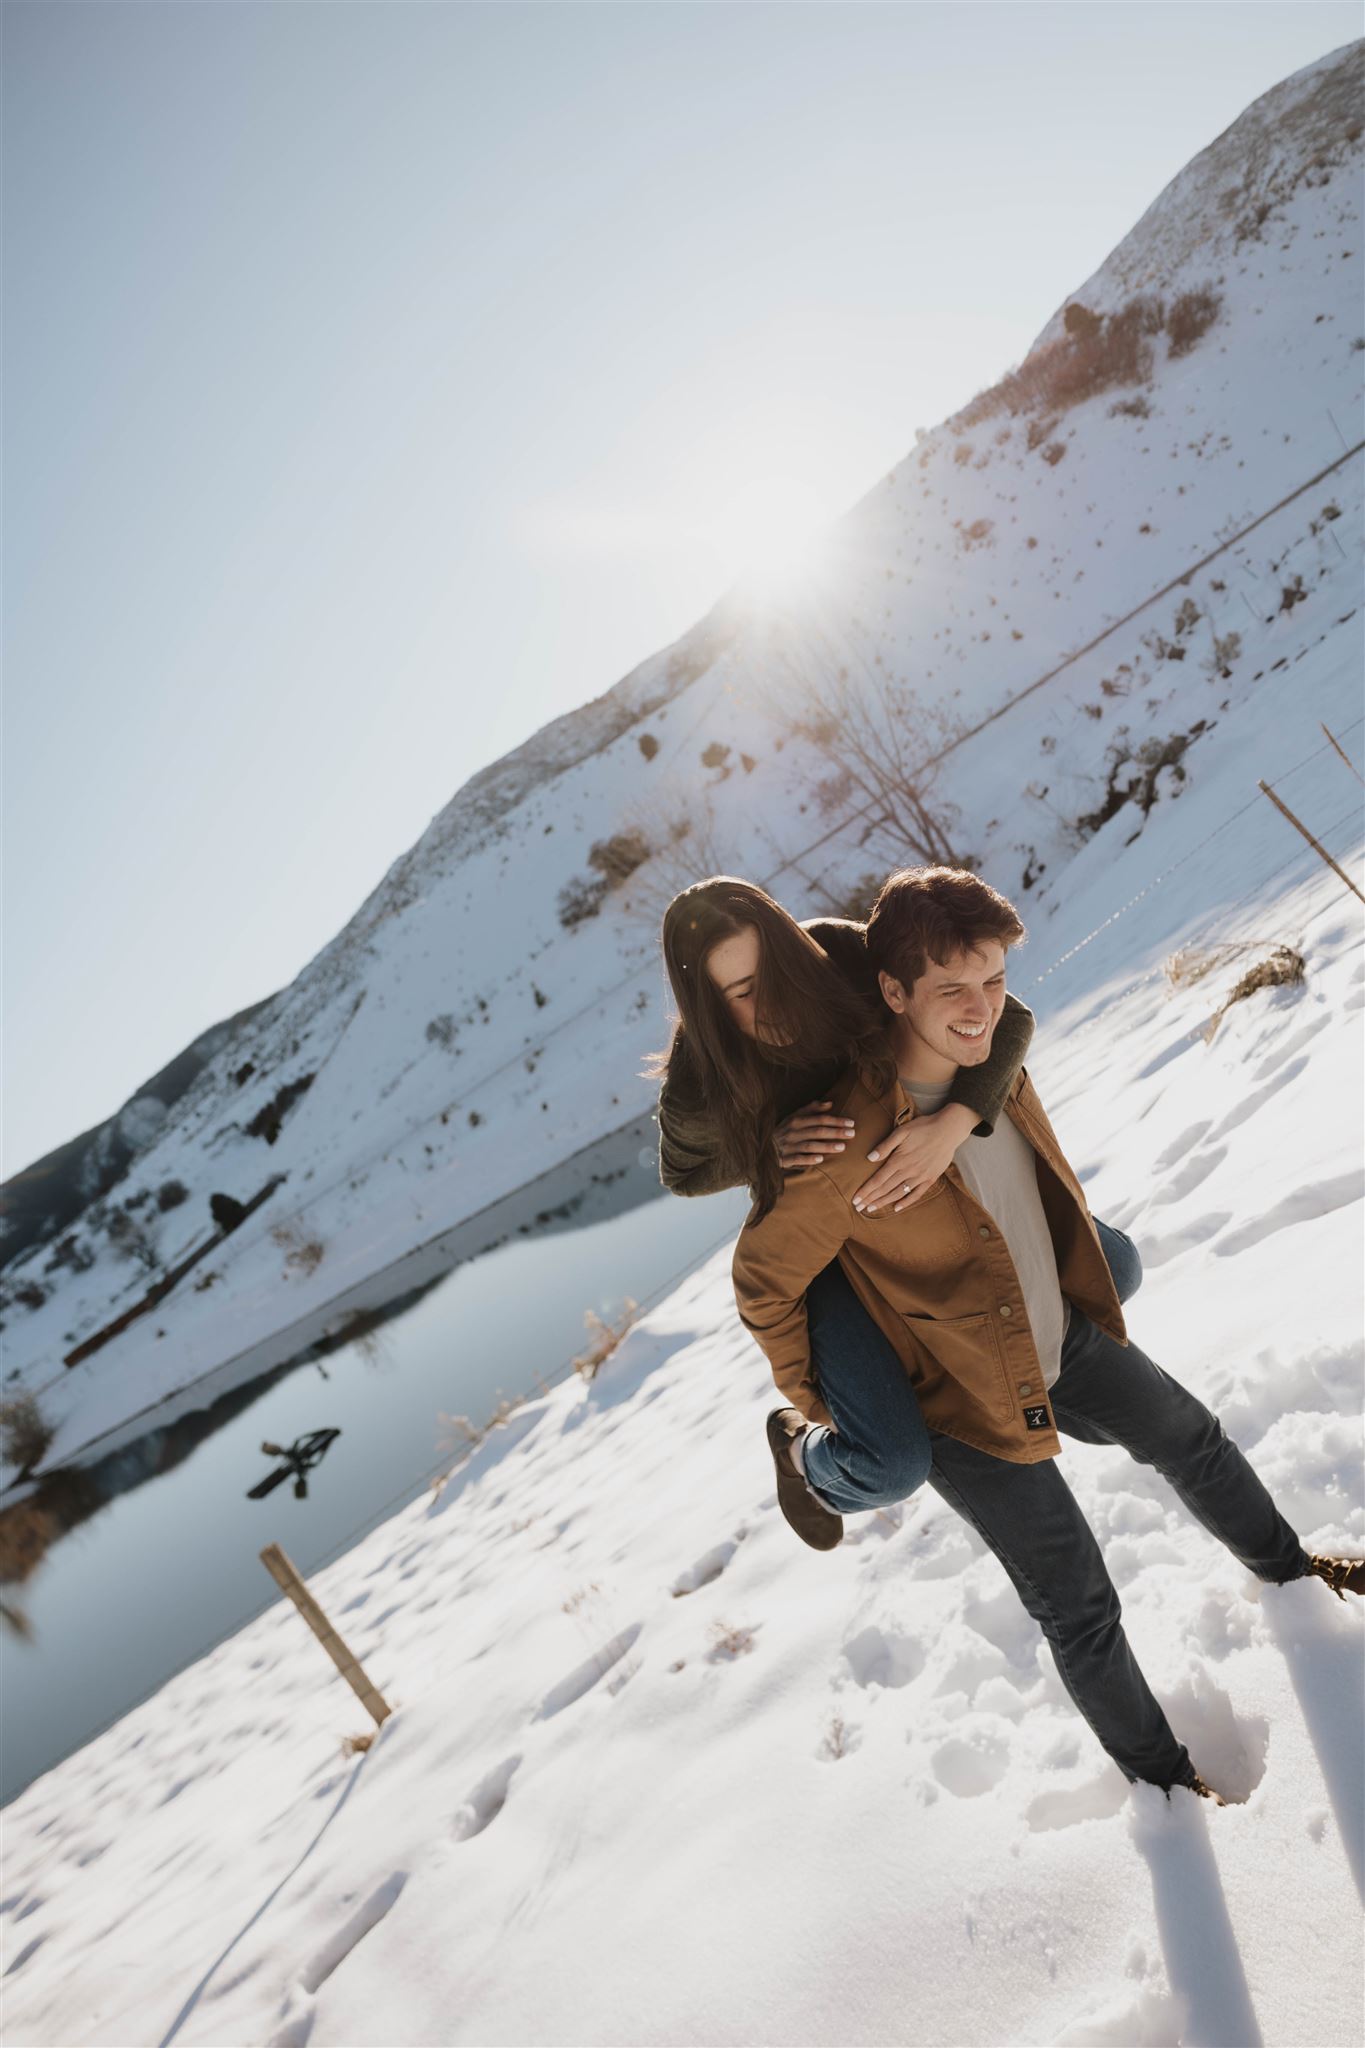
[1167,288,1222,358]
[557,875,608,929]
[588,829,652,888]
[0,1393,53,1474]
[953,288,1219,432]
[1063,302,1102,341]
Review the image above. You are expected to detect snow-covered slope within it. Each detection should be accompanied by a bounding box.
[2,39,1361,1486]
[1,749,1360,2044]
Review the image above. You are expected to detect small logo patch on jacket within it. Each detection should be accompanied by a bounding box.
[1024,1405,1051,1431]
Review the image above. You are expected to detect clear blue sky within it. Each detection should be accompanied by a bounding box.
[4,1,1356,1178]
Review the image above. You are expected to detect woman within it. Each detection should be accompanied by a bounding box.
[653,875,1143,1546]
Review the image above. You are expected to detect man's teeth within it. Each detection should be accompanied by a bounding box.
[951,1024,986,1038]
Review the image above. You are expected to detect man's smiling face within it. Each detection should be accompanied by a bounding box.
[879,940,1008,1080]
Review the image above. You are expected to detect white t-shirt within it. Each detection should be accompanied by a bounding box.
[903,1076,1069,1389]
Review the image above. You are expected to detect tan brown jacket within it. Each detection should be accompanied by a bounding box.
[731,1064,1126,1464]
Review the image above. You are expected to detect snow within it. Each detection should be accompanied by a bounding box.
[3,882,1362,2043]
[2,38,1363,2048]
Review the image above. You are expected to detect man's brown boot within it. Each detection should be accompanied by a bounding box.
[1164,1771,1226,1805]
[766,1409,843,1552]
[1302,1554,1365,1600]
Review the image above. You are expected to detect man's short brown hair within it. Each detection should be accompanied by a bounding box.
[865,866,1027,992]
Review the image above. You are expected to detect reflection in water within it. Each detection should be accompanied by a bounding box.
[0,1115,679,1624]
[246,1429,343,1501]
[0,1118,749,1806]
[0,1272,442,1636]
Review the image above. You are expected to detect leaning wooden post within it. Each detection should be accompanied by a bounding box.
[1257,782,1365,904]
[260,1544,391,1726]
[1321,723,1365,787]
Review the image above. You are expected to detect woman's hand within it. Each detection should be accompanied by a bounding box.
[852,1103,977,1214]
[774,1100,856,1171]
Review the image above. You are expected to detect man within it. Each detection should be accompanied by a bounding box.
[732,865,1362,1795]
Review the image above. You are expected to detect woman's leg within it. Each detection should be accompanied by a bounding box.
[1094,1217,1143,1305]
[798,1260,933,1515]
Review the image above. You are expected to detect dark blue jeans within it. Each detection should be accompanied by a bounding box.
[802,1216,1143,1513]
[801,1224,1309,1788]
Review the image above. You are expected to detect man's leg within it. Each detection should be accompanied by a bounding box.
[928,1435,1196,1788]
[797,1259,934,1515]
[1048,1307,1310,1584]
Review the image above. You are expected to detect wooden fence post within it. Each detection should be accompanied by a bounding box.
[1257,782,1365,904]
[260,1543,392,1726]
[1321,724,1365,787]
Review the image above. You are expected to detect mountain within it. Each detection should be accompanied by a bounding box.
[2,38,1360,1478]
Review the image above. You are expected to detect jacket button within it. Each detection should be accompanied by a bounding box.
[1019,1383,1033,1396]
[978,1225,991,1239]
[999,1304,1013,1318]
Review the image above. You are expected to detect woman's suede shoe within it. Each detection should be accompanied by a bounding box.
[766,1408,844,1551]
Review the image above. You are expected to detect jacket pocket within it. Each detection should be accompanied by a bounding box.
[857,1179,971,1261]
[899,1309,1015,1423]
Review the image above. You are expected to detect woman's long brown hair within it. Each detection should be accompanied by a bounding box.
[652,876,895,1217]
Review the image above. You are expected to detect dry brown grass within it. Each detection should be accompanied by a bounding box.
[1209,948,1306,1033]
[708,1618,756,1659]
[573,1299,637,1381]
[822,1713,851,1760]
[1169,944,1306,1039]
[270,1223,327,1277]
[0,1393,54,1474]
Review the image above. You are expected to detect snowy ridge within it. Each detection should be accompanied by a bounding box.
[1030,37,1364,346]
[1,39,1361,1487]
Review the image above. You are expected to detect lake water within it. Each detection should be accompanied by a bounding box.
[0,1131,749,1807]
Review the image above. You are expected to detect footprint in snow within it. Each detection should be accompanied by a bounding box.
[298,1869,408,1993]
[1212,1171,1364,1258]
[1026,1766,1129,1833]
[1157,1665,1269,1804]
[1148,1143,1228,1207]
[932,1637,1021,1705]
[1204,1055,1308,1142]
[535,1623,643,1719]
[3,1933,47,1977]
[1131,1211,1234,1270]
[841,1624,925,1690]
[1249,1010,1328,1082]
[451,1755,521,1841]
[931,1729,1011,1797]
[671,1534,742,1596]
[1154,1121,1213,1172]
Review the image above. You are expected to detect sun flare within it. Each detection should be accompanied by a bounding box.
[709,475,833,598]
